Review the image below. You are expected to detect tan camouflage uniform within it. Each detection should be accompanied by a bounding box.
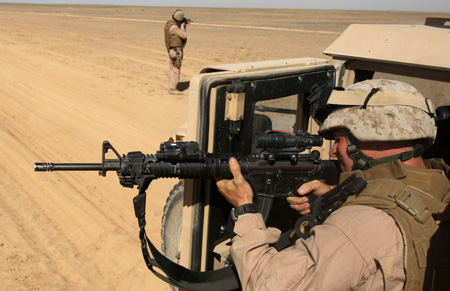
[167,24,186,91]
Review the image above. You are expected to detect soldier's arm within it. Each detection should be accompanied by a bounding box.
[169,25,187,39]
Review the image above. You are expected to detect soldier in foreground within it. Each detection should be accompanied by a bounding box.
[216,79,450,290]
[164,9,190,95]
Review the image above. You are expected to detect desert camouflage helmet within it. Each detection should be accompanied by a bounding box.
[319,79,437,149]
[172,9,185,21]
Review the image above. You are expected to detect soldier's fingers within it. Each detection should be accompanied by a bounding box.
[216,177,233,191]
[299,208,311,216]
[228,158,245,183]
[297,182,315,196]
[286,196,309,205]
[298,180,331,197]
[289,202,311,214]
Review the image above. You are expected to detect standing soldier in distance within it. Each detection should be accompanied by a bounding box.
[165,9,189,95]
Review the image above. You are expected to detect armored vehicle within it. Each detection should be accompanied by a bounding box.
[161,17,450,290]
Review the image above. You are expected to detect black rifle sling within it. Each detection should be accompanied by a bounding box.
[133,192,241,291]
[294,174,367,239]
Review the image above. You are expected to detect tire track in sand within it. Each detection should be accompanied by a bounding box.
[0,21,173,290]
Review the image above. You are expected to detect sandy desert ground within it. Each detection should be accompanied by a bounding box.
[0,4,449,291]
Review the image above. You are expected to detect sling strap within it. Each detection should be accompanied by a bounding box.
[133,191,241,291]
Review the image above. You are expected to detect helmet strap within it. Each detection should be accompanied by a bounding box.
[346,132,374,170]
[346,131,424,170]
[366,143,424,168]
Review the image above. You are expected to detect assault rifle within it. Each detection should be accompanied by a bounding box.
[34,130,339,291]
[182,18,193,24]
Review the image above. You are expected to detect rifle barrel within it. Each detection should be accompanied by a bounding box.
[34,163,106,171]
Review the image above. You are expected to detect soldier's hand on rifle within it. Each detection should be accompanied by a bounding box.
[181,19,190,29]
[216,157,254,208]
[286,180,334,215]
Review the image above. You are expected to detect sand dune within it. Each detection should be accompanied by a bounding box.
[0,4,448,290]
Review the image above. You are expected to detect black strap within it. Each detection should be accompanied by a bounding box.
[271,229,296,251]
[360,88,380,109]
[367,144,424,168]
[294,174,367,238]
[133,192,241,291]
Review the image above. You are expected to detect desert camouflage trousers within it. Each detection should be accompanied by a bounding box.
[168,47,183,90]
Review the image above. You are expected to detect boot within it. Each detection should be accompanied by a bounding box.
[168,89,183,95]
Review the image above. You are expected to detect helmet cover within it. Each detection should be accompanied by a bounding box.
[319,79,437,149]
[172,9,185,21]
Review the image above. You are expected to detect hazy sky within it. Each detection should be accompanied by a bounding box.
[1,0,450,12]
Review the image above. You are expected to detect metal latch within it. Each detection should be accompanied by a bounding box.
[225,80,246,122]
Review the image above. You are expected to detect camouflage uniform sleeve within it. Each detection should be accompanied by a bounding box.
[169,25,187,40]
[230,206,404,290]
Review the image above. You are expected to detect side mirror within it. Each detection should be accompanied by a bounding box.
[435,105,450,121]
[424,105,450,164]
